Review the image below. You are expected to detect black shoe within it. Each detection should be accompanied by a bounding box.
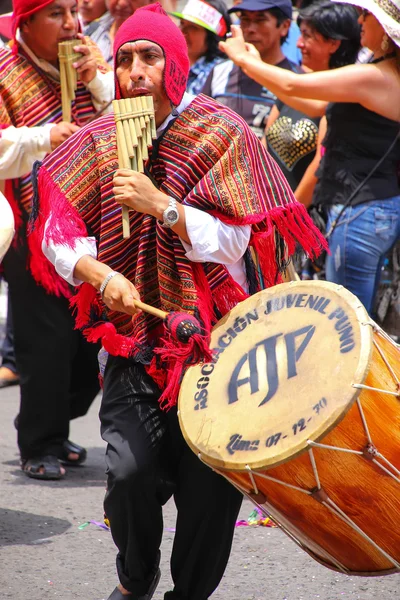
[56,440,87,466]
[107,568,161,600]
[14,414,87,466]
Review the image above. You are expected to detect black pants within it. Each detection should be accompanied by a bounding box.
[101,356,243,600]
[0,294,17,373]
[2,240,100,459]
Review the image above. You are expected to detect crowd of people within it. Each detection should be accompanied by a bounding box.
[0,0,399,598]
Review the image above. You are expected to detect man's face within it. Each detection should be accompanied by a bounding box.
[239,10,290,60]
[20,0,79,65]
[107,0,151,21]
[116,40,171,127]
[78,0,107,24]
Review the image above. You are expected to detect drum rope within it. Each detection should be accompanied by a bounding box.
[307,440,363,456]
[245,465,259,495]
[356,395,400,480]
[256,507,349,574]
[371,457,400,483]
[356,398,373,445]
[308,448,321,490]
[322,498,400,570]
[352,383,400,397]
[245,469,312,496]
[309,423,400,481]
[373,338,400,391]
[226,474,350,574]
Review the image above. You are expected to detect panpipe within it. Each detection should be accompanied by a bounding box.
[112,96,157,239]
[58,40,81,122]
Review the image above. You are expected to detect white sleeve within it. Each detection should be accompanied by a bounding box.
[181,205,251,265]
[85,70,114,114]
[42,233,98,286]
[0,124,54,179]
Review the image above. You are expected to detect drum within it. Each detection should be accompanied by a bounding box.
[178,280,400,576]
[0,191,14,262]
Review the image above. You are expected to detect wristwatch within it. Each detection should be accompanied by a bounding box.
[161,197,179,228]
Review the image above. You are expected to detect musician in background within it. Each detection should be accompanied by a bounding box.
[79,0,114,63]
[0,0,114,480]
[91,0,154,64]
[33,4,326,598]
[79,0,108,27]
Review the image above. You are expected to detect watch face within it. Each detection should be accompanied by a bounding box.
[166,209,179,224]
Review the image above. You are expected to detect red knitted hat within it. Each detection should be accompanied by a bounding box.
[12,0,55,38]
[11,0,81,52]
[113,3,189,107]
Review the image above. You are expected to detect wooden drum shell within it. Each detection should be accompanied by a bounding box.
[227,327,400,575]
[178,281,400,576]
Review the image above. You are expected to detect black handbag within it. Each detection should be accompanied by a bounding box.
[307,204,328,273]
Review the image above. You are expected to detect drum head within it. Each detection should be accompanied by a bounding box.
[178,281,373,471]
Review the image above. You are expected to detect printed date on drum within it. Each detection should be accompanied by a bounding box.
[225,398,329,455]
[266,397,328,445]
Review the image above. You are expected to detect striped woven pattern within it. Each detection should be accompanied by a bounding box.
[0,40,108,215]
[36,94,327,357]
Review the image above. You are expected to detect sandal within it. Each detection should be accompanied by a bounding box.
[56,440,87,466]
[14,416,86,466]
[107,568,160,600]
[21,455,64,480]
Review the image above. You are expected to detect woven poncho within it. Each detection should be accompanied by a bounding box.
[0,40,110,291]
[33,94,327,407]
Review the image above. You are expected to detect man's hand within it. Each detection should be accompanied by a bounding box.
[101,273,142,316]
[73,256,142,316]
[73,33,98,85]
[113,169,169,219]
[219,25,261,65]
[50,122,80,149]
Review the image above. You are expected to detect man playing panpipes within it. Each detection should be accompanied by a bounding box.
[0,0,113,479]
[33,4,326,597]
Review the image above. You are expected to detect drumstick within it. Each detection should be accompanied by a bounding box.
[132,298,202,343]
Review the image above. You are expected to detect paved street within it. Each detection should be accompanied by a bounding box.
[1,376,399,600]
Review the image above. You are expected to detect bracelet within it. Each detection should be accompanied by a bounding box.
[99,271,119,297]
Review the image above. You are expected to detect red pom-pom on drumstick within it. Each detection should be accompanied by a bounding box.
[132,299,202,343]
[132,298,213,409]
[164,312,202,343]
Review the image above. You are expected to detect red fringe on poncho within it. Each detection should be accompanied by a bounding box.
[31,95,327,408]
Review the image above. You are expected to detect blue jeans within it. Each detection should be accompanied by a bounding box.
[325,197,400,315]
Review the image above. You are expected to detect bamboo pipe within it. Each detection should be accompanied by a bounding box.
[141,97,153,148]
[125,98,138,171]
[59,56,71,122]
[131,98,144,172]
[113,96,156,239]
[58,40,81,122]
[147,96,157,140]
[120,99,135,159]
[112,99,131,238]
